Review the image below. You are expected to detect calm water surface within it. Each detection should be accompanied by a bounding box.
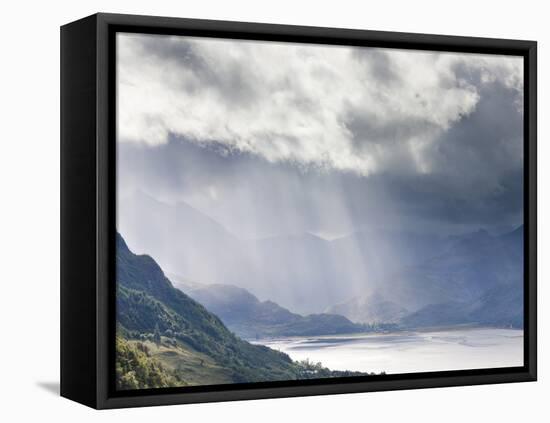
[254,327,523,374]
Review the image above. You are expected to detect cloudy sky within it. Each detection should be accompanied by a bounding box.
[116,32,524,240]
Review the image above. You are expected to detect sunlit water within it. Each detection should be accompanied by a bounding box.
[253,327,523,374]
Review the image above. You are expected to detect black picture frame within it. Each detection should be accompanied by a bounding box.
[60,12,537,409]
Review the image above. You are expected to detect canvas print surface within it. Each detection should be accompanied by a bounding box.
[115,32,524,391]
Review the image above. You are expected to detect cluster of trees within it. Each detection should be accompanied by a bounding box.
[115,337,184,390]
[295,359,371,379]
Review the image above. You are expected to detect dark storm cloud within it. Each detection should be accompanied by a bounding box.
[118,84,523,238]
[428,65,523,181]
[121,34,521,175]
[339,73,524,230]
[117,33,524,236]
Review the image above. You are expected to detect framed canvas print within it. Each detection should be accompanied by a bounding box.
[60,13,537,409]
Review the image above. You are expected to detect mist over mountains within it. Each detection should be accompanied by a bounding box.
[119,190,523,327]
[173,281,368,339]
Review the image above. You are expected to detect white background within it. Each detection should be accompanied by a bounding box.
[0,0,546,421]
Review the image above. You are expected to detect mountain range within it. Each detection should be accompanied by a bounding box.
[397,226,523,328]
[173,280,368,339]
[118,191,444,314]
[181,227,524,330]
[115,232,367,389]
[119,191,523,328]
[334,226,524,328]
[119,191,381,313]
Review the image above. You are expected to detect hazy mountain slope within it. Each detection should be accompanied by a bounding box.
[326,294,409,324]
[329,230,450,283]
[398,226,524,328]
[245,230,452,314]
[119,191,523,322]
[118,191,250,285]
[119,192,344,314]
[470,283,523,327]
[249,233,348,314]
[325,226,524,328]
[400,302,476,328]
[180,283,367,339]
[402,282,523,329]
[118,192,449,314]
[376,227,524,311]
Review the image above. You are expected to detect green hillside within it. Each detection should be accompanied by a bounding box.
[116,233,367,389]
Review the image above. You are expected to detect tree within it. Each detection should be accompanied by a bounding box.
[153,323,161,346]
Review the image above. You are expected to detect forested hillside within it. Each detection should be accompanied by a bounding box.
[116,233,367,389]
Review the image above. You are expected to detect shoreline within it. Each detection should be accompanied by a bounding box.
[249,325,524,344]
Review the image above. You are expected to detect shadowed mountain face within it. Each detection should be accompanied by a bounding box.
[397,226,524,328]
[175,282,367,339]
[402,281,523,329]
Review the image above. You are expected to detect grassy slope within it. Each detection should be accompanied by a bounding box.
[124,338,235,386]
